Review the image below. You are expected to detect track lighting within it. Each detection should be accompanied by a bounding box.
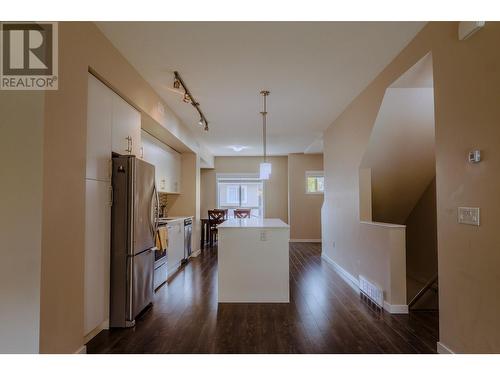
[174,71,209,132]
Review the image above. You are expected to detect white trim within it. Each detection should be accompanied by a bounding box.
[75,345,87,354]
[190,249,201,257]
[289,239,322,243]
[321,252,408,314]
[83,319,109,344]
[437,342,455,354]
[360,220,406,229]
[383,301,409,314]
[321,253,360,292]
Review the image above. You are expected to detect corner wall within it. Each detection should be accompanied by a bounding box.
[288,153,323,240]
[0,91,44,353]
[322,22,500,353]
[405,178,438,285]
[168,153,201,251]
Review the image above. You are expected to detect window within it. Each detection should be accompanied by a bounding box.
[217,174,263,218]
[306,171,324,194]
[226,185,239,204]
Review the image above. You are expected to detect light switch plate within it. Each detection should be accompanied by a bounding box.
[458,207,480,226]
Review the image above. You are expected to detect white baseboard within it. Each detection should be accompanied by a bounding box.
[289,239,322,243]
[84,319,109,344]
[321,253,360,292]
[190,249,201,257]
[383,301,409,314]
[75,345,87,354]
[437,342,455,354]
[321,253,408,314]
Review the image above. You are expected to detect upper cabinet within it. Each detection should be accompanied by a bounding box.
[87,73,180,194]
[87,73,142,180]
[87,74,113,181]
[141,130,182,194]
[111,92,141,157]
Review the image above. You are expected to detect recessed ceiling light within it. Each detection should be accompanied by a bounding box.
[228,145,248,152]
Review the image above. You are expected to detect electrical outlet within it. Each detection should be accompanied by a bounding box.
[260,231,267,241]
[458,207,480,226]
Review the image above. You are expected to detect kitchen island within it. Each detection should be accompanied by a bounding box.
[217,218,290,303]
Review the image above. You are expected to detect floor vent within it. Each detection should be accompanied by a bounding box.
[359,276,383,307]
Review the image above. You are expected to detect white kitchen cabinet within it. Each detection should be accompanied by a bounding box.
[86,75,112,181]
[84,178,111,336]
[141,130,181,193]
[111,91,141,156]
[167,221,185,274]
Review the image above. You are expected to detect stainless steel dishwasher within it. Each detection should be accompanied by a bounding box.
[183,217,192,262]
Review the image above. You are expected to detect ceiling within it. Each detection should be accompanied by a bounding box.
[97,22,426,156]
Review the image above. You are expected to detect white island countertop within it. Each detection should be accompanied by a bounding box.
[218,218,289,229]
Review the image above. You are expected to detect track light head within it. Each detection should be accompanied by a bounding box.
[175,71,209,132]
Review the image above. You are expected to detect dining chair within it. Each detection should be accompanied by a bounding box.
[208,209,226,246]
[234,209,251,218]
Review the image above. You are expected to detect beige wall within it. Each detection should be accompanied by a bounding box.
[405,178,437,284]
[322,22,500,353]
[0,91,44,353]
[168,153,201,251]
[361,87,435,224]
[405,178,438,309]
[200,156,288,223]
[41,22,205,353]
[288,153,323,240]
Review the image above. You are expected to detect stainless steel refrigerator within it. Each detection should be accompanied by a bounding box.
[110,155,159,328]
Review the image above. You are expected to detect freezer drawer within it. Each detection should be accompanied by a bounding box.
[131,249,154,319]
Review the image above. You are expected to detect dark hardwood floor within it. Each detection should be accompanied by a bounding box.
[87,243,439,354]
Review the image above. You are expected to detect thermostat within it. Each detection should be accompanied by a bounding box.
[468,150,481,163]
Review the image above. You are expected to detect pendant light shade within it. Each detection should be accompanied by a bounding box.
[259,162,272,180]
[259,90,271,180]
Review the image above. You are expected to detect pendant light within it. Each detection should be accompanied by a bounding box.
[259,90,272,180]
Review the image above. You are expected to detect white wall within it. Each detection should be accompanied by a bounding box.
[0,91,44,353]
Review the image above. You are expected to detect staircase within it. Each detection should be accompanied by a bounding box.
[407,274,439,310]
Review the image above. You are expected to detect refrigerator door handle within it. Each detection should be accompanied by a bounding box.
[151,182,160,237]
[155,183,160,234]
